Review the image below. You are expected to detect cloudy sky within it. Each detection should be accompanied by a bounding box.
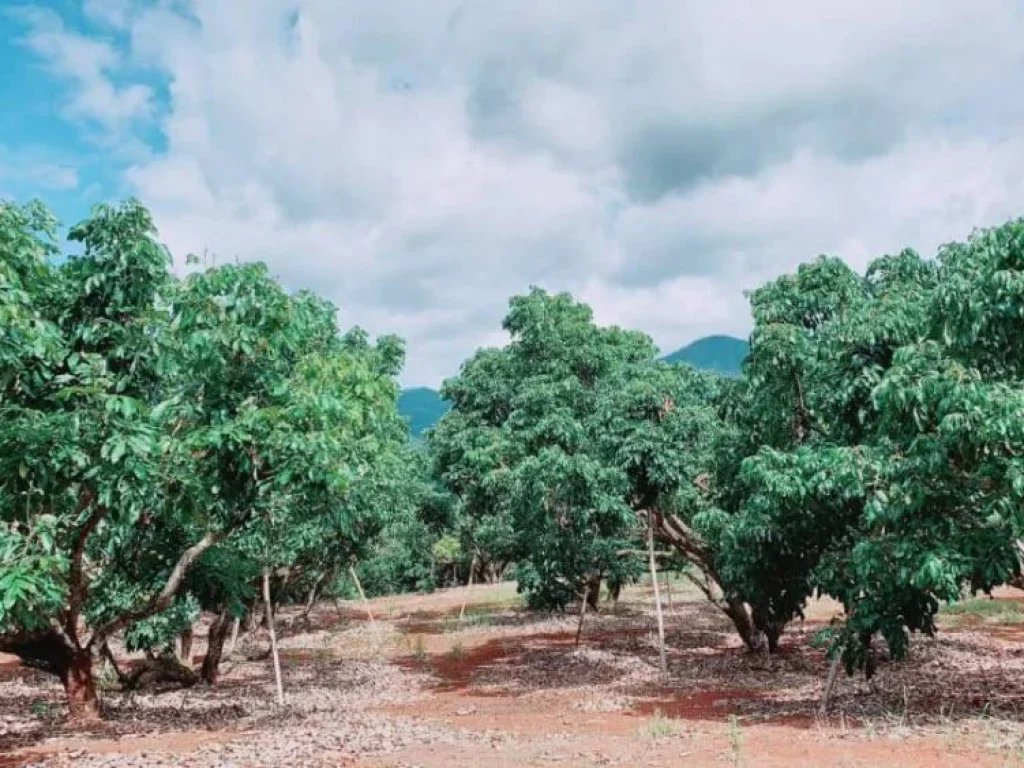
[3,1,1024,386]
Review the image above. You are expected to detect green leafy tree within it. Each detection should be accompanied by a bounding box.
[0,200,180,717]
[717,229,1024,675]
[0,200,407,716]
[433,288,653,610]
[591,358,771,647]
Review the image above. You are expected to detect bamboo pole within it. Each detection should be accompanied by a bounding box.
[648,523,667,675]
[349,565,383,644]
[458,553,478,622]
[262,568,285,706]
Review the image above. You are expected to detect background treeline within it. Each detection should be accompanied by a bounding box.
[3,198,1024,719]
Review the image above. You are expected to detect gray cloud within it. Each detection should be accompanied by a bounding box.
[16,0,1024,385]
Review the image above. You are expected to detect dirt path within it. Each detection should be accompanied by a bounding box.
[3,583,1024,766]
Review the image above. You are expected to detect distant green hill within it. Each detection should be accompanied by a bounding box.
[399,334,750,437]
[662,334,749,377]
[398,387,450,438]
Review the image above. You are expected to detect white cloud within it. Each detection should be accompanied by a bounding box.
[18,1,1024,384]
[10,6,153,133]
[0,146,79,192]
[83,0,133,29]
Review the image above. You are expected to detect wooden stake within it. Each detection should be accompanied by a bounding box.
[648,523,668,675]
[349,565,382,643]
[262,568,285,706]
[459,553,478,622]
[225,617,241,659]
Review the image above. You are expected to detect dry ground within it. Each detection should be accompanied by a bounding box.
[4,579,1024,767]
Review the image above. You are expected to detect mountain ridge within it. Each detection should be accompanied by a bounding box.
[398,334,750,437]
[662,334,749,377]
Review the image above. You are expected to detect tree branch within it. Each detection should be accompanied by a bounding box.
[681,569,715,602]
[88,529,228,649]
[66,488,106,643]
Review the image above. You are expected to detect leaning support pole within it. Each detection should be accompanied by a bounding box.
[648,522,668,675]
[349,565,383,644]
[262,568,285,706]
[459,553,478,622]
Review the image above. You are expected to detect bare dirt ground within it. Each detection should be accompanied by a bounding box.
[4,581,1024,767]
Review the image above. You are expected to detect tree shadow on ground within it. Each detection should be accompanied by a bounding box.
[394,598,1024,727]
[7,595,1024,759]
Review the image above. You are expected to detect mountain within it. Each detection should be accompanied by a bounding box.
[399,334,750,437]
[662,334,749,377]
[398,387,450,438]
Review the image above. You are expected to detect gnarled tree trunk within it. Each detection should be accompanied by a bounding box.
[650,508,781,653]
[0,630,100,720]
[722,599,761,652]
[609,580,622,604]
[584,573,602,612]
[64,650,100,721]
[201,612,233,685]
[177,627,194,666]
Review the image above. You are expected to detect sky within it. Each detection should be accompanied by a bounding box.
[3,1,1024,387]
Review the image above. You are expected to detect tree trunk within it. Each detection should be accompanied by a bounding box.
[722,599,762,652]
[100,641,127,686]
[575,588,589,647]
[201,612,233,686]
[244,599,260,633]
[819,646,843,717]
[64,650,100,721]
[272,567,293,619]
[584,573,602,612]
[262,568,285,706]
[609,581,622,604]
[300,573,326,623]
[177,627,194,666]
[0,629,99,720]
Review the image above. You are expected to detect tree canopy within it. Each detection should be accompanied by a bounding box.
[0,200,408,716]
[5,195,1024,721]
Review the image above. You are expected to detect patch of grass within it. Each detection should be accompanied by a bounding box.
[942,598,1024,625]
[30,699,55,720]
[441,612,494,633]
[408,634,428,661]
[638,709,681,739]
